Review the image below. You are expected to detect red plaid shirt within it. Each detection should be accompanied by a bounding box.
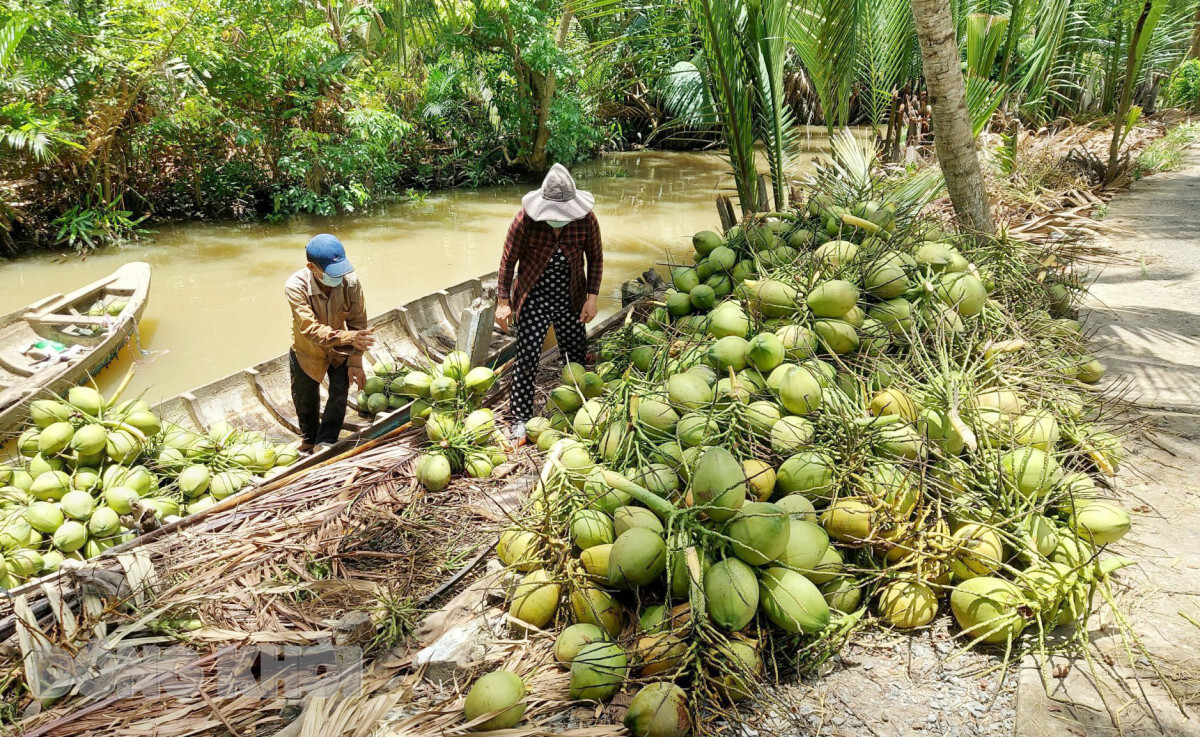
[497,209,603,319]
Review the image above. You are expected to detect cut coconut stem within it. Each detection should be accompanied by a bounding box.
[601,469,679,520]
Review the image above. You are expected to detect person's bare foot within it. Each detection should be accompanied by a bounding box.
[299,442,315,454]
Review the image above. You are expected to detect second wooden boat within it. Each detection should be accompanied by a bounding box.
[0,262,151,434]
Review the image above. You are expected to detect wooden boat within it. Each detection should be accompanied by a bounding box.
[150,272,516,454]
[0,262,151,433]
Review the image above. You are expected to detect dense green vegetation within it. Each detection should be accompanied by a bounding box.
[1,0,1197,252]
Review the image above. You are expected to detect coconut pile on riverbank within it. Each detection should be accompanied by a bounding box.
[465,157,1141,735]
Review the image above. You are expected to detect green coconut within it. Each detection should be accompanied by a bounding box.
[625,682,691,737]
[571,509,615,550]
[705,557,760,630]
[937,273,988,317]
[1001,447,1061,499]
[776,451,836,497]
[555,623,608,664]
[770,415,814,455]
[636,397,679,437]
[758,566,831,634]
[689,285,716,311]
[68,386,106,417]
[864,259,911,299]
[463,670,526,731]
[609,527,667,589]
[948,523,1005,579]
[1068,501,1131,545]
[87,507,121,538]
[806,280,859,318]
[746,332,785,373]
[614,508,672,537]
[676,413,718,448]
[725,502,790,565]
[178,465,212,498]
[509,569,561,628]
[30,400,72,428]
[666,291,693,317]
[752,279,799,318]
[38,422,74,456]
[950,576,1029,644]
[775,325,818,360]
[821,577,863,613]
[52,519,88,552]
[105,429,142,464]
[1076,356,1105,384]
[464,366,497,395]
[821,498,875,542]
[868,297,913,335]
[672,266,701,293]
[26,501,64,533]
[775,493,817,522]
[744,401,782,437]
[497,529,543,571]
[913,241,955,271]
[876,579,938,628]
[667,373,713,410]
[69,424,107,456]
[60,489,95,520]
[814,320,859,354]
[29,453,63,476]
[634,464,680,499]
[29,471,70,501]
[706,336,748,374]
[693,230,723,256]
[125,410,162,437]
[571,586,624,637]
[690,447,746,522]
[569,641,628,701]
[776,365,823,414]
[774,520,830,570]
[813,239,859,270]
[416,453,452,492]
[708,303,750,339]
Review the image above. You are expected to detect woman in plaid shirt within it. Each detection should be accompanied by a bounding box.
[496,164,604,443]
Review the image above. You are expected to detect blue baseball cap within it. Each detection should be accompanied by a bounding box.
[305,234,354,277]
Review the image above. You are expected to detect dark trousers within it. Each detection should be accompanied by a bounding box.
[289,350,350,445]
[509,292,588,424]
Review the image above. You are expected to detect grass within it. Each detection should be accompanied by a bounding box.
[1131,123,1200,180]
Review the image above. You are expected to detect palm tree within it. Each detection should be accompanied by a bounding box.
[910,0,995,237]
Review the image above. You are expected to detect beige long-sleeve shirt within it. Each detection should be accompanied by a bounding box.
[285,268,367,382]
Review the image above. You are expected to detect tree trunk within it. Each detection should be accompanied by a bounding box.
[1105,0,1153,183]
[910,0,995,238]
[1190,2,1200,59]
[527,7,574,171]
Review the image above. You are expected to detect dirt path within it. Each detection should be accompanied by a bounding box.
[1014,148,1200,736]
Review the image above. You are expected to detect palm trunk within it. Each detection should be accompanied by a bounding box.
[1105,0,1153,183]
[1190,2,1200,59]
[910,0,995,238]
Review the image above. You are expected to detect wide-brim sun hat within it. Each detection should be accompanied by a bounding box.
[522,163,595,222]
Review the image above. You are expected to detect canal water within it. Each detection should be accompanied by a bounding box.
[0,138,839,404]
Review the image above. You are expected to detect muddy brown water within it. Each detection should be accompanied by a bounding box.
[0,137,842,405]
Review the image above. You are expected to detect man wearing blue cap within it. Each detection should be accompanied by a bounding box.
[285,234,374,451]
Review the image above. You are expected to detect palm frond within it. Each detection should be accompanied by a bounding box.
[858,0,917,127]
[965,13,1008,78]
[0,12,32,74]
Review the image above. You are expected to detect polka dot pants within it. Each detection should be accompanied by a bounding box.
[509,249,588,424]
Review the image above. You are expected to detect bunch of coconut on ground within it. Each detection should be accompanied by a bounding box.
[0,382,299,588]
[401,350,509,491]
[456,165,1132,735]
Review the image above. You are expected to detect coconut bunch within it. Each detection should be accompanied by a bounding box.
[401,350,508,491]
[467,177,1135,735]
[356,350,499,419]
[0,386,298,589]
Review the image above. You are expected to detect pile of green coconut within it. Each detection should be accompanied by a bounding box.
[386,350,511,490]
[450,176,1134,735]
[0,385,299,588]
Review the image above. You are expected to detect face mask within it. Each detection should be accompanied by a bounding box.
[317,271,343,288]
[545,219,571,229]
